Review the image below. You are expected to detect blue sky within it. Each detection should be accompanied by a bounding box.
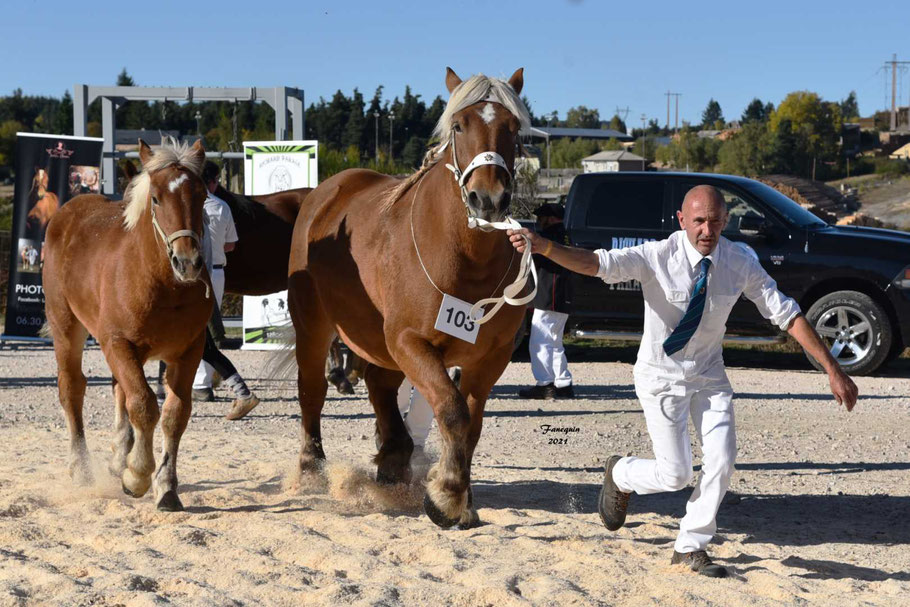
[3,0,909,127]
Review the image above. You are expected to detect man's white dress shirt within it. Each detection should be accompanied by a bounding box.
[595,230,800,381]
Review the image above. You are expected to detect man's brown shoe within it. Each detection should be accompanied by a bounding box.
[598,455,631,530]
[225,395,260,420]
[671,550,728,578]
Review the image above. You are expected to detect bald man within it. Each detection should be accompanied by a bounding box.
[508,185,857,577]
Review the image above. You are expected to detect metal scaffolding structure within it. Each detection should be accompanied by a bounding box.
[72,85,305,195]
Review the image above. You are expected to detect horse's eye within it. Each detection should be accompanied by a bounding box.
[453,123,463,133]
[151,196,160,206]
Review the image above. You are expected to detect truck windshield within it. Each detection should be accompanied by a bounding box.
[741,180,828,228]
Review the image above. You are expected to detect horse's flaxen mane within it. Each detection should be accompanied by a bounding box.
[122,137,204,230]
[379,73,531,211]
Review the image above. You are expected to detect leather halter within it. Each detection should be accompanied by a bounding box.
[150,202,201,258]
[149,198,210,299]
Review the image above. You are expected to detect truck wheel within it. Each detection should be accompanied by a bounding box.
[805,290,891,376]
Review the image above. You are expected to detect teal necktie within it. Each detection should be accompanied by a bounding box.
[663,257,712,356]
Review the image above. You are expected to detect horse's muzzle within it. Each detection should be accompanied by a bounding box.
[171,252,204,282]
[467,187,512,223]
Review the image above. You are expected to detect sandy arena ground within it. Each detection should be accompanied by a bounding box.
[1,345,908,606]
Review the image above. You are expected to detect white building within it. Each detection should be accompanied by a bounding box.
[581,150,646,173]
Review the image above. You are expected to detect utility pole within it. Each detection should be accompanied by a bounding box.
[672,93,682,133]
[388,111,395,160]
[614,105,631,133]
[884,54,910,131]
[373,111,380,161]
[639,113,647,158]
[665,91,681,132]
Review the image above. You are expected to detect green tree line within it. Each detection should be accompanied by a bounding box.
[0,70,897,182]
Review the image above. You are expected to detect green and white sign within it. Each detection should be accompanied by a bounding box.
[241,140,318,349]
[243,140,318,195]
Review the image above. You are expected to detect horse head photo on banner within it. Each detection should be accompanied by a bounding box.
[26,165,59,231]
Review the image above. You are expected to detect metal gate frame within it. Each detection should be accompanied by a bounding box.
[73,85,304,195]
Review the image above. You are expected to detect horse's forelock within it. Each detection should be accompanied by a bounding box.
[122,137,204,231]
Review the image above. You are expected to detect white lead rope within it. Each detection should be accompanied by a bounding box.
[465,216,537,325]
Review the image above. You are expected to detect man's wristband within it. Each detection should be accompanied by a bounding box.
[542,240,553,256]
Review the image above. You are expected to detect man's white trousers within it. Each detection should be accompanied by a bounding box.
[530,309,573,388]
[611,372,736,553]
[397,378,434,447]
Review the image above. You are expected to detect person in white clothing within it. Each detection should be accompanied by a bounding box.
[519,203,573,400]
[191,161,260,420]
[507,185,858,577]
[396,378,434,462]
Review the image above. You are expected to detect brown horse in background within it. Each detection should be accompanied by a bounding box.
[43,138,211,511]
[27,168,59,229]
[287,67,531,528]
[215,185,358,394]
[215,185,311,295]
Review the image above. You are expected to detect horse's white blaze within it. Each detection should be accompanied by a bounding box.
[478,103,496,124]
[168,174,189,192]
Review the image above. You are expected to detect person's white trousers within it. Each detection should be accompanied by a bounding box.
[193,268,225,390]
[397,378,434,447]
[611,372,736,553]
[530,309,572,388]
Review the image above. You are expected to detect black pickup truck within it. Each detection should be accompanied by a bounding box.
[560,172,910,375]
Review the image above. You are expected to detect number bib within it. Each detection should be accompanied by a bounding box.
[434,294,480,344]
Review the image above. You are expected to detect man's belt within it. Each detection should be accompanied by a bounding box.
[212,264,224,270]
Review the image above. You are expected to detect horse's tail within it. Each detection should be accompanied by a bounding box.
[264,323,298,381]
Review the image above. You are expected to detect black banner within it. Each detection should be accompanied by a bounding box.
[3,133,103,339]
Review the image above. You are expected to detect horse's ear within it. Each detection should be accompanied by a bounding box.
[138,139,153,166]
[190,139,206,165]
[507,68,524,95]
[123,160,138,180]
[445,67,462,94]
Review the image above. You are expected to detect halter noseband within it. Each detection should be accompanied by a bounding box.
[150,202,201,258]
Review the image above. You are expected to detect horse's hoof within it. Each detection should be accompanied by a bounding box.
[156,491,184,512]
[122,469,151,498]
[377,466,411,486]
[423,493,461,529]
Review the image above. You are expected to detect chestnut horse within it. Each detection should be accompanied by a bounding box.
[43,138,211,511]
[27,168,59,229]
[287,67,532,528]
